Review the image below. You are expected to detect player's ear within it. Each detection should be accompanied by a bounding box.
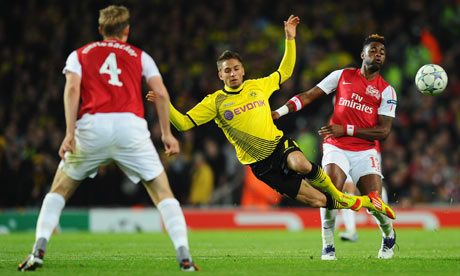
[98,26,103,36]
[360,51,365,60]
[123,25,130,37]
[218,71,223,80]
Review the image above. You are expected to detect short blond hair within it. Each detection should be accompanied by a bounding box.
[98,5,130,38]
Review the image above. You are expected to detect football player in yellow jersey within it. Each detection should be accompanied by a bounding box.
[147,15,391,215]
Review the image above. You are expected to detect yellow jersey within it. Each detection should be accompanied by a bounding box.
[170,39,295,165]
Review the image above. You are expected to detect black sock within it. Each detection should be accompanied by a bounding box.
[324,192,333,210]
[305,162,320,180]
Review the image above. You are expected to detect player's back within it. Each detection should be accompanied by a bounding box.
[76,39,144,118]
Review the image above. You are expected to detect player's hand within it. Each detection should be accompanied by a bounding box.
[162,133,180,156]
[271,111,281,120]
[284,15,300,40]
[318,124,346,138]
[58,133,76,161]
[146,91,157,102]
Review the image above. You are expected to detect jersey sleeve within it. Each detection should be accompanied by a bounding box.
[256,39,296,98]
[141,51,161,80]
[378,85,397,117]
[256,72,282,98]
[62,51,81,76]
[170,94,217,131]
[186,95,217,126]
[316,69,344,94]
[277,39,296,84]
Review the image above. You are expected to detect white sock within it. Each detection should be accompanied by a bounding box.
[35,193,65,243]
[157,198,189,250]
[382,186,388,204]
[341,209,356,233]
[371,186,393,237]
[320,208,338,248]
[372,211,393,237]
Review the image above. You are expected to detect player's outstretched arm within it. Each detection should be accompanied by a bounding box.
[59,72,81,161]
[284,14,300,41]
[146,76,180,156]
[277,15,300,84]
[272,86,326,120]
[146,91,196,132]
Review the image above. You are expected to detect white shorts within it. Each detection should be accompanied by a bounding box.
[59,113,164,183]
[321,143,382,185]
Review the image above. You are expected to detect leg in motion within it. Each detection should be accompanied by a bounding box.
[295,179,363,211]
[287,151,362,211]
[358,174,396,259]
[143,171,200,271]
[18,169,80,271]
[319,164,345,260]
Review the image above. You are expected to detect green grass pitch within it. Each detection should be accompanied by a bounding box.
[1,229,460,275]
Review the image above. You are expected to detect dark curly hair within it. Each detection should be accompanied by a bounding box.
[363,34,386,49]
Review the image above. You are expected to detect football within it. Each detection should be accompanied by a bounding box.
[415,64,448,95]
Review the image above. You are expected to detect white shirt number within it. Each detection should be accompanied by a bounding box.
[99,53,123,87]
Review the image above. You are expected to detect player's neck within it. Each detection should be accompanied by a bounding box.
[224,83,243,92]
[360,67,380,81]
[103,36,127,43]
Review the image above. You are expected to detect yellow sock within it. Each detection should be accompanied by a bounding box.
[305,164,343,200]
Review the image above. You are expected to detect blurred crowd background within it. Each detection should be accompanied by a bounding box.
[1,0,459,208]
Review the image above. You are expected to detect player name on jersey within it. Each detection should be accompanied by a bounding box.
[82,41,138,57]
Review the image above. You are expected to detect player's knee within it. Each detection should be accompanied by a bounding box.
[49,186,73,201]
[295,162,312,175]
[143,179,174,204]
[49,174,80,201]
[287,158,311,175]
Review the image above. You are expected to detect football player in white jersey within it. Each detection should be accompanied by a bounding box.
[273,34,397,260]
[19,5,199,271]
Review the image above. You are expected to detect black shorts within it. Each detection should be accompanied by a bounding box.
[249,136,303,199]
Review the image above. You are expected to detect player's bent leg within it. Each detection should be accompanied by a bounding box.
[19,169,80,271]
[142,172,199,271]
[296,180,362,211]
[287,152,361,211]
[295,180,327,207]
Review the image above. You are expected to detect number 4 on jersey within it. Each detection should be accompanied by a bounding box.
[99,52,123,87]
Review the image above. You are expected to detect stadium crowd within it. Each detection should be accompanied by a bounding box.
[1,0,459,208]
